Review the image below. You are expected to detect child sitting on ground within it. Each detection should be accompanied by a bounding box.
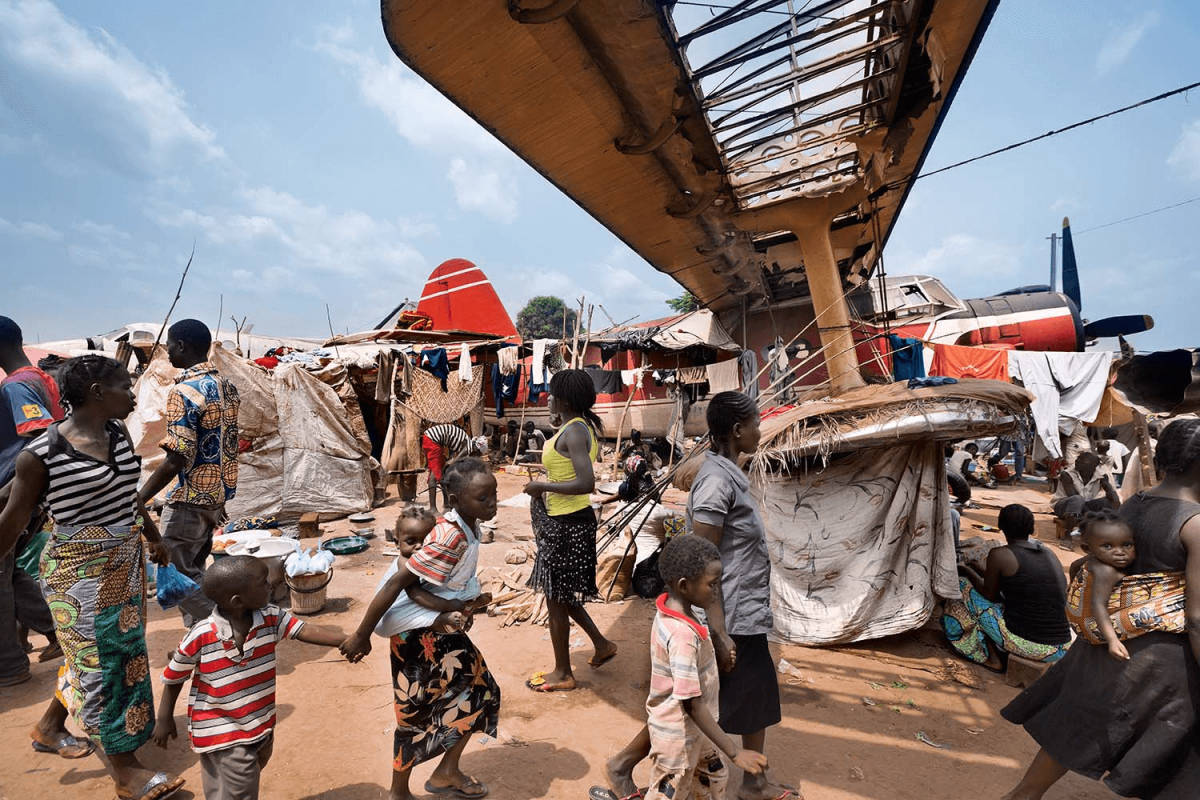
[375,504,485,636]
[645,534,767,800]
[152,555,345,800]
[1068,511,1136,661]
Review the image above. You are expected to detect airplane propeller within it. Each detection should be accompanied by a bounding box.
[1060,217,1155,340]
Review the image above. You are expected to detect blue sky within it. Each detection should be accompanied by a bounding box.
[1,0,1197,350]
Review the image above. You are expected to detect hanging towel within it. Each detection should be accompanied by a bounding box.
[375,349,395,403]
[677,366,708,385]
[457,343,472,383]
[531,339,554,385]
[498,345,519,376]
[584,365,623,394]
[738,350,759,400]
[887,334,926,381]
[621,369,641,387]
[705,359,741,393]
[419,347,450,391]
[929,343,1008,381]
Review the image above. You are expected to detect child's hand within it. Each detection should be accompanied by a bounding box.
[1107,639,1131,661]
[151,717,177,749]
[733,749,768,775]
[714,632,737,673]
[340,632,371,663]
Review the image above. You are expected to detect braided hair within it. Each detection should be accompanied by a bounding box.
[1155,418,1200,475]
[549,369,603,435]
[58,355,127,412]
[706,390,758,439]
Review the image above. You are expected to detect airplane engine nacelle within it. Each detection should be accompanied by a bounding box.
[955,291,1084,352]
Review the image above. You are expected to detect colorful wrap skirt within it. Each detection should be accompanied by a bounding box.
[1066,565,1187,644]
[391,629,500,771]
[941,578,1068,665]
[41,524,154,754]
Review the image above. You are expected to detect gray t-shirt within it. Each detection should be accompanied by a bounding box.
[685,452,773,637]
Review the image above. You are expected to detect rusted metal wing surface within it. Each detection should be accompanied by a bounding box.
[380,0,997,313]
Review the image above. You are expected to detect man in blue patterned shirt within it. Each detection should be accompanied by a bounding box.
[139,319,240,625]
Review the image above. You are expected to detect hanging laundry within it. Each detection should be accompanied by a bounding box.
[738,350,759,400]
[528,381,547,404]
[620,369,643,387]
[497,344,519,376]
[531,339,554,385]
[1009,350,1112,459]
[419,347,450,391]
[375,349,395,403]
[653,369,677,386]
[491,363,523,417]
[887,334,926,381]
[705,359,741,393]
[767,338,794,403]
[929,343,1008,381]
[584,365,623,394]
[908,376,958,389]
[544,342,567,372]
[457,343,472,382]
[677,366,708,385]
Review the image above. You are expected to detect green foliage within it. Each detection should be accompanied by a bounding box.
[516,296,577,340]
[666,292,699,313]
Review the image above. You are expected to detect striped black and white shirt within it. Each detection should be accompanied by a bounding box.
[423,423,469,456]
[25,421,141,528]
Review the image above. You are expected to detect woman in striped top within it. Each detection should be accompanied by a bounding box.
[0,356,182,800]
[422,422,470,511]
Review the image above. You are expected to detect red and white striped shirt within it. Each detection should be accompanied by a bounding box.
[162,605,304,753]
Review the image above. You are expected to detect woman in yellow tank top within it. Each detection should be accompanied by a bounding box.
[523,369,618,692]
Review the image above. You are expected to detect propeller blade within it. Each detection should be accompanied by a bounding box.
[1061,217,1082,310]
[1084,315,1154,339]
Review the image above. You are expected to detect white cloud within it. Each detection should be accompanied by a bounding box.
[1095,11,1159,75]
[899,233,1022,280]
[1168,120,1200,182]
[446,159,518,223]
[0,0,223,176]
[0,216,62,241]
[75,220,132,241]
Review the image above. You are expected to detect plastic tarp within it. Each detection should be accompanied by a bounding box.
[757,442,959,645]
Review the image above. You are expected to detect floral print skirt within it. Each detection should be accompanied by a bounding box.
[391,629,500,771]
[41,525,154,754]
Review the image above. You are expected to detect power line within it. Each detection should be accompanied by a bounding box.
[1074,195,1200,235]
[914,80,1200,182]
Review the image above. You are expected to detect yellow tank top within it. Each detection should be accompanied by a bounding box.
[543,417,599,516]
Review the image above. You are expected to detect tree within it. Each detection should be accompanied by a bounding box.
[516,296,577,340]
[666,291,699,313]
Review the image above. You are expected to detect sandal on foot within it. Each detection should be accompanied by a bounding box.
[31,732,95,759]
[587,648,618,668]
[38,641,63,662]
[588,787,643,800]
[525,672,575,692]
[118,772,185,800]
[424,776,488,798]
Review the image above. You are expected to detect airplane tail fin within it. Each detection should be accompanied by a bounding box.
[1060,216,1082,310]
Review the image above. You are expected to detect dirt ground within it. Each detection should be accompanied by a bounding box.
[0,471,1117,799]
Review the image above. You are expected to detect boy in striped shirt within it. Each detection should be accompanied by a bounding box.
[152,556,344,800]
[645,535,766,800]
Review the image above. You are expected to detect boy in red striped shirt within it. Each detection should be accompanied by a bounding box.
[152,555,344,799]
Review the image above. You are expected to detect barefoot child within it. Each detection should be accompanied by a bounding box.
[1068,512,1137,661]
[374,504,480,636]
[646,534,767,800]
[341,457,501,800]
[151,555,345,799]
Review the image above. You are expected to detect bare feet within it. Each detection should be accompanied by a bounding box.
[526,670,576,692]
[739,779,803,800]
[588,640,618,668]
[604,754,639,797]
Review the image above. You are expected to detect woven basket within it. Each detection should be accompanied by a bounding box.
[286,569,332,615]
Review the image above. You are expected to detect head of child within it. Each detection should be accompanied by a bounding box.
[547,369,603,433]
[1081,510,1135,570]
[522,420,535,434]
[998,503,1035,544]
[706,391,760,457]
[203,556,271,615]
[630,428,642,445]
[443,457,497,524]
[658,534,722,609]
[1075,451,1100,482]
[965,442,979,456]
[395,504,437,558]
[506,419,519,435]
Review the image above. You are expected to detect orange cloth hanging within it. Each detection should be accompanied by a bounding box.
[929,343,1009,381]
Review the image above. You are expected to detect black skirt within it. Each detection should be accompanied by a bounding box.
[527,497,599,605]
[718,634,782,736]
[1002,632,1200,798]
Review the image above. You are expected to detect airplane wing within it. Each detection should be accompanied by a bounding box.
[381,0,998,314]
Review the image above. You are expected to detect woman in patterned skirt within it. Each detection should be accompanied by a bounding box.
[523,369,618,692]
[0,356,182,800]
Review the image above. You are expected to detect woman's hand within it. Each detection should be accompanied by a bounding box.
[339,632,372,663]
[523,481,547,498]
[146,540,171,567]
[714,632,737,673]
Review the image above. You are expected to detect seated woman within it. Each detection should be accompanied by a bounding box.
[942,504,1071,669]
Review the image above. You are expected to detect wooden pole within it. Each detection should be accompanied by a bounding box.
[1119,336,1155,488]
[148,242,196,360]
[611,354,643,476]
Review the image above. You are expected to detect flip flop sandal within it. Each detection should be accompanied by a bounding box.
[587,649,618,668]
[424,776,488,798]
[525,672,574,692]
[31,733,95,759]
[588,786,644,800]
[118,772,185,800]
[38,642,64,663]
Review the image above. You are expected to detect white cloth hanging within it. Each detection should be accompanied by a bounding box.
[531,339,552,384]
[706,359,741,393]
[1008,350,1112,459]
[498,345,519,376]
[457,343,472,383]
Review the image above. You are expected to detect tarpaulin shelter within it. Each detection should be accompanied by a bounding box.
[748,379,1032,645]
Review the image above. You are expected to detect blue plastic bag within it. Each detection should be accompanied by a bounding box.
[156,564,200,610]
